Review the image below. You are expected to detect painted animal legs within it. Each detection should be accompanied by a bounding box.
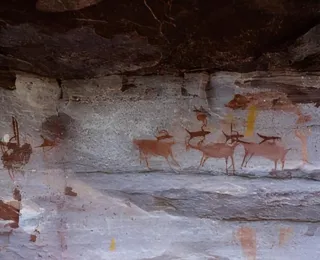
[169,152,180,168]
[245,153,254,167]
[231,155,235,174]
[201,156,208,167]
[225,157,228,174]
[241,151,248,168]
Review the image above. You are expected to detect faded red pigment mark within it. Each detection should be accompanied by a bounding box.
[0,116,32,181]
[64,186,77,197]
[295,129,311,164]
[133,138,180,169]
[279,227,293,247]
[35,135,59,157]
[30,228,40,242]
[30,234,37,242]
[236,227,257,260]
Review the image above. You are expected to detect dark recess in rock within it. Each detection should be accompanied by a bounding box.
[0,69,16,90]
[0,0,319,79]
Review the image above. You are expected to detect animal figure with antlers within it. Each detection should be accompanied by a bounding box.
[186,132,239,175]
[235,135,290,171]
[0,117,32,181]
[193,106,211,127]
[257,133,281,144]
[184,126,211,144]
[155,129,173,141]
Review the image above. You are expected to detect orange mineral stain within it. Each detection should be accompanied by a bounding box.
[244,105,257,137]
[109,238,116,251]
[236,227,257,260]
[279,227,293,247]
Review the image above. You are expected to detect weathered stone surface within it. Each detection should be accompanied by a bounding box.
[36,0,103,12]
[0,170,319,259]
[0,1,319,78]
[0,24,161,78]
[79,173,320,222]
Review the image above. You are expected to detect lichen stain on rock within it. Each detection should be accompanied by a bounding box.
[236,226,257,260]
[279,227,293,247]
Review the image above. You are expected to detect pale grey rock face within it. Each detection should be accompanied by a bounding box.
[1,72,320,259]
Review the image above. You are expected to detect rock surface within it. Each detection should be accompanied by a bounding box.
[0,170,320,260]
[1,71,320,259]
[0,1,320,78]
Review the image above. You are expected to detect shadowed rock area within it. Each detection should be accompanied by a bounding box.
[0,0,320,79]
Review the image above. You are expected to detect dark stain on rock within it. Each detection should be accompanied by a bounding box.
[13,187,21,202]
[64,186,77,197]
[121,83,138,92]
[41,112,75,140]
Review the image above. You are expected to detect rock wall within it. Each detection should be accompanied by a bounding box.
[1,72,320,260]
[1,71,320,175]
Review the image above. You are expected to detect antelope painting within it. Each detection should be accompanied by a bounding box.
[185,136,239,175]
[133,138,180,170]
[238,139,291,171]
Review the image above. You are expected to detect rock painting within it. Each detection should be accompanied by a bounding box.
[193,106,211,127]
[35,135,59,158]
[0,187,21,229]
[225,92,311,124]
[0,117,32,181]
[109,238,116,251]
[184,127,211,144]
[133,129,180,169]
[236,226,257,260]
[186,129,239,175]
[295,128,311,165]
[238,134,290,171]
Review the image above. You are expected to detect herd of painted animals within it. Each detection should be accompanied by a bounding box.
[0,94,312,180]
[133,93,312,175]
